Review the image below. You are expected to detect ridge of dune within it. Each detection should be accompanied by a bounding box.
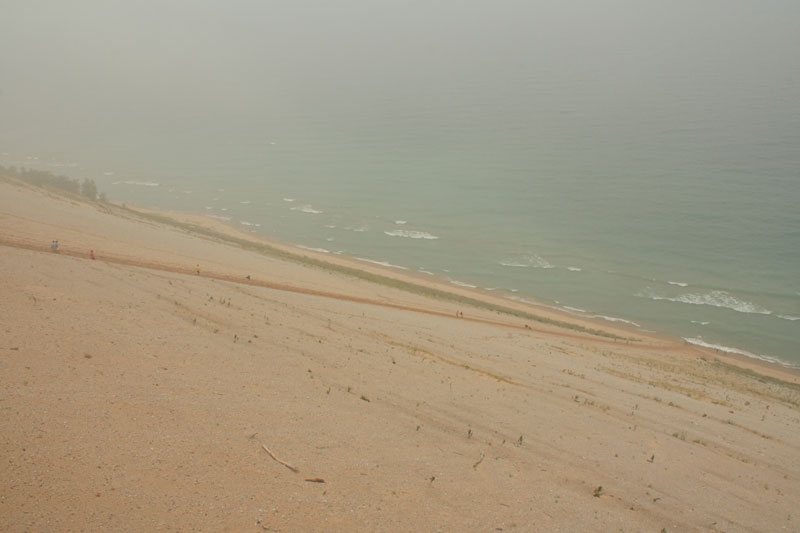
[2,177,799,531]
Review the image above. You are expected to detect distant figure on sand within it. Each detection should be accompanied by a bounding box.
[90,250,95,260]
[51,240,58,252]
[196,264,200,275]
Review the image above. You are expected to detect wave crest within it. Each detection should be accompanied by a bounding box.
[291,204,323,214]
[639,289,772,315]
[384,229,439,240]
[499,253,553,269]
[683,337,799,369]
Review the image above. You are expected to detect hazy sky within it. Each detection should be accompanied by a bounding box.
[2,1,799,154]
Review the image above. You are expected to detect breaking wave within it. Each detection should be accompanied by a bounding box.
[499,253,554,269]
[639,288,772,315]
[291,204,323,214]
[683,338,799,369]
[384,229,439,240]
[296,245,330,253]
[115,180,160,187]
[356,257,408,270]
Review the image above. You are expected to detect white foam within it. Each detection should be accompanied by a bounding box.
[283,198,295,202]
[505,294,558,310]
[499,253,553,269]
[418,269,435,275]
[450,280,477,289]
[208,215,232,221]
[324,224,337,229]
[240,200,251,204]
[120,180,159,187]
[395,220,408,225]
[296,245,330,254]
[384,229,439,240]
[567,266,582,272]
[691,320,711,325]
[668,281,689,287]
[103,171,115,176]
[203,206,213,210]
[585,314,641,327]
[683,337,799,369]
[346,226,369,233]
[561,304,641,327]
[778,314,800,321]
[505,295,538,306]
[356,257,408,270]
[239,221,261,227]
[291,205,323,214]
[639,289,772,315]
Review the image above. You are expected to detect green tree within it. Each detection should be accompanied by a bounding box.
[80,178,98,200]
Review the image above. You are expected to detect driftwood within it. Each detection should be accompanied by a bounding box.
[262,444,299,473]
[304,478,325,483]
[473,450,485,470]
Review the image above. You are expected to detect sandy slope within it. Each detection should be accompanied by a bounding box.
[1,178,799,532]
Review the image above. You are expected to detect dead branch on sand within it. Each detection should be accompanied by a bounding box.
[473,450,485,470]
[262,444,299,473]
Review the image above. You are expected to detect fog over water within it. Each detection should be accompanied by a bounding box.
[2,1,799,365]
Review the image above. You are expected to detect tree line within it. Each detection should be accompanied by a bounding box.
[0,165,105,201]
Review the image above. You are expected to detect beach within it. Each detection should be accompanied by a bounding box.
[2,177,799,531]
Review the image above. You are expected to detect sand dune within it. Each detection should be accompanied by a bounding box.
[2,177,799,531]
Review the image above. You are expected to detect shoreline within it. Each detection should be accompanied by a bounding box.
[131,200,800,383]
[1,173,797,382]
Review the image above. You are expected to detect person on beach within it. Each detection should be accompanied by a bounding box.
[196,264,200,275]
[51,240,59,252]
[90,250,95,260]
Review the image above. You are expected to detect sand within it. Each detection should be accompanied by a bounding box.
[2,177,799,532]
